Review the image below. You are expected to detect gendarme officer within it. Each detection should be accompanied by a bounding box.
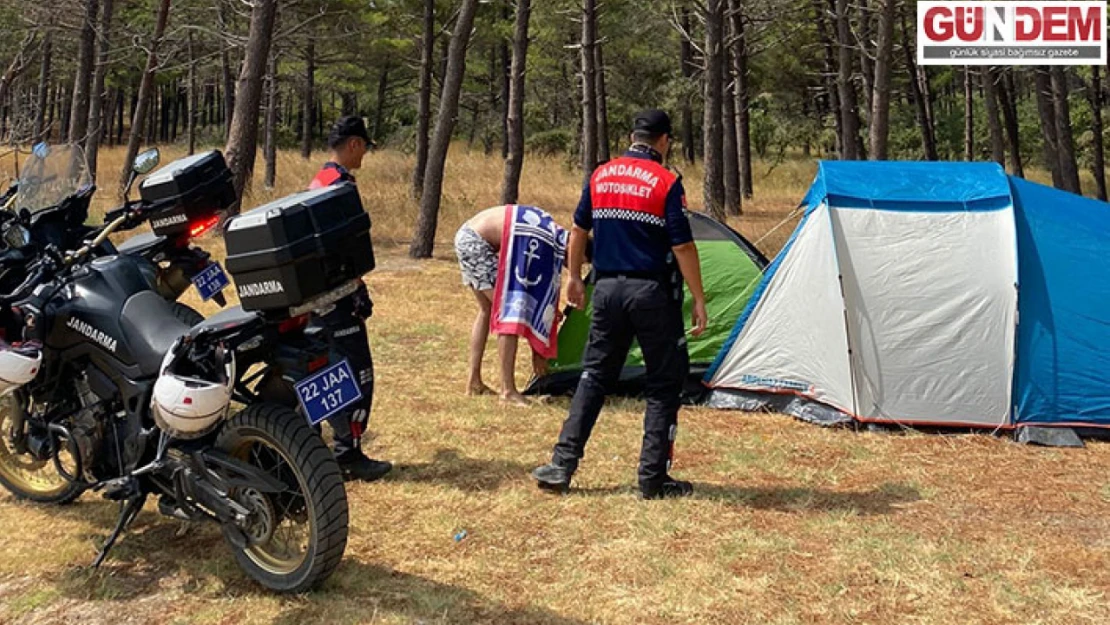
[532,109,707,499]
[308,116,391,482]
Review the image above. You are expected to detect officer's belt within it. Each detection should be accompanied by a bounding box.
[595,270,671,283]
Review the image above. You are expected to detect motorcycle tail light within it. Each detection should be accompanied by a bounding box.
[277,314,309,334]
[308,355,329,373]
[188,215,220,238]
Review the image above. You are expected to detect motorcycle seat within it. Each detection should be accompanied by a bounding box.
[187,305,262,339]
[119,291,191,377]
[116,231,167,257]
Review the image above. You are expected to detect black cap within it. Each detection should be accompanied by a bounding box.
[632,109,673,136]
[328,115,375,149]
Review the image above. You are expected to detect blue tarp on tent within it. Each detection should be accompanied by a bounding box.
[1012,178,1110,426]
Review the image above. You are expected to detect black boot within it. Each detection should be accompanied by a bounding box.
[640,476,694,500]
[337,450,392,482]
[531,462,573,493]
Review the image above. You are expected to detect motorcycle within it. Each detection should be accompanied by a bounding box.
[0,154,356,593]
[0,145,228,326]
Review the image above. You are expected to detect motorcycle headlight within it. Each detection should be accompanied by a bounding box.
[2,223,29,250]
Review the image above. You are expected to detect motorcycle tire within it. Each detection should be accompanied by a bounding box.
[216,402,348,593]
[171,302,204,327]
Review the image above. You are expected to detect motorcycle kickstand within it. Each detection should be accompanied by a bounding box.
[92,494,147,568]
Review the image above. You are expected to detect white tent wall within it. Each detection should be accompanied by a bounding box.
[830,206,1018,426]
[707,204,855,413]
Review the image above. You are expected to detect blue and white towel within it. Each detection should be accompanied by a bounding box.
[491,205,568,358]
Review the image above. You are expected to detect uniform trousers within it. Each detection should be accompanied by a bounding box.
[551,275,689,489]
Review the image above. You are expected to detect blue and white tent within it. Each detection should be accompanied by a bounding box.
[704,161,1110,430]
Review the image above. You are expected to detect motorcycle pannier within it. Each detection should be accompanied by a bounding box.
[139,151,236,237]
[223,183,373,312]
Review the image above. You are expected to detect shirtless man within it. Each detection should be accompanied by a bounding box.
[455,206,550,404]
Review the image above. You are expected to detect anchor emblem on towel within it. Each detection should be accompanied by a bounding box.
[515,239,544,287]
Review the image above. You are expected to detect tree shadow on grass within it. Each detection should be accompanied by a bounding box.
[388,448,534,492]
[39,501,589,625]
[572,482,921,515]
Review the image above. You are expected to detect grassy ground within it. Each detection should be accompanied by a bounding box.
[0,146,1108,624]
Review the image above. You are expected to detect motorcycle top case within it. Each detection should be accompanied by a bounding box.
[139,151,236,237]
[223,182,373,312]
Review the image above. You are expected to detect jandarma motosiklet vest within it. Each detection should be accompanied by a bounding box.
[588,157,678,227]
[309,162,355,190]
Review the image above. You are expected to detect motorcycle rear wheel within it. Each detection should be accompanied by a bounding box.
[0,395,83,504]
[217,402,348,593]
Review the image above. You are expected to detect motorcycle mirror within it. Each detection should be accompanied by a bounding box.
[133,149,160,175]
[2,223,30,250]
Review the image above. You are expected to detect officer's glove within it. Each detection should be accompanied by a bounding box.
[352,283,374,320]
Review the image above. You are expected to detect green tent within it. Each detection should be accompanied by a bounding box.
[525,211,768,396]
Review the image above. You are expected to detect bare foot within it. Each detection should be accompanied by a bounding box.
[500,392,531,407]
[467,383,495,396]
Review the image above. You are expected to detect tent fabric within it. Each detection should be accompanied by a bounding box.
[525,211,767,396]
[707,160,1110,430]
[1012,178,1110,426]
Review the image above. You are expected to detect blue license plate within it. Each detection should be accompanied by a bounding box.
[192,262,230,301]
[295,359,363,426]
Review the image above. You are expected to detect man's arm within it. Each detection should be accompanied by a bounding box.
[673,242,707,336]
[663,179,707,336]
[566,226,590,309]
[566,182,594,309]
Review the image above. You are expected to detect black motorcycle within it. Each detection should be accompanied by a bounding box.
[0,155,364,593]
[0,146,229,325]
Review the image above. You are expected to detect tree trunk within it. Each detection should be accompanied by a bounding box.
[868,0,896,160]
[410,0,480,259]
[115,87,124,144]
[300,39,315,159]
[1033,67,1063,188]
[679,7,696,164]
[0,32,36,135]
[187,32,197,155]
[580,0,598,177]
[68,0,98,146]
[963,67,974,161]
[484,46,497,155]
[263,49,278,189]
[32,32,52,142]
[835,0,860,160]
[901,6,937,160]
[59,82,71,141]
[816,0,842,156]
[1089,66,1107,200]
[595,42,610,162]
[722,42,741,216]
[118,0,171,196]
[1050,67,1081,194]
[86,0,114,179]
[500,0,531,205]
[997,69,1024,177]
[981,67,1005,167]
[412,0,435,198]
[728,0,752,198]
[224,0,278,207]
[702,0,726,219]
[499,1,511,160]
[218,3,235,141]
[858,4,874,124]
[372,62,390,142]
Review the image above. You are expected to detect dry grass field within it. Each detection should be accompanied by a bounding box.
[0,145,1108,624]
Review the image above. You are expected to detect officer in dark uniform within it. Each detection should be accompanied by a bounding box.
[532,109,708,499]
[309,116,391,482]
